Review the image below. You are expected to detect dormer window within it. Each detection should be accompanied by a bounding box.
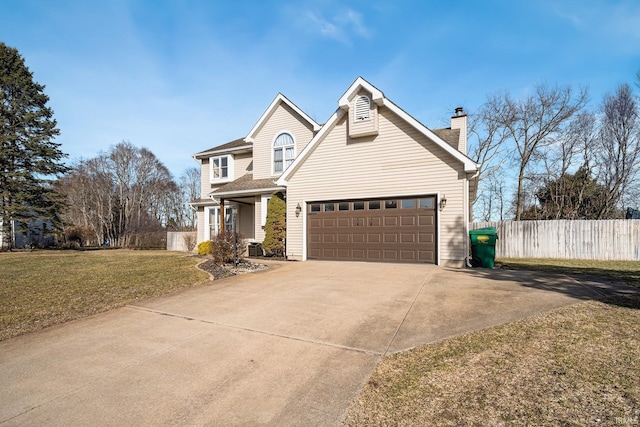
[355,95,371,121]
[273,132,295,173]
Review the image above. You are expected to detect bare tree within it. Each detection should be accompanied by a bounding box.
[58,141,179,247]
[595,83,640,218]
[468,100,511,221]
[488,83,588,220]
[535,111,598,219]
[179,167,200,230]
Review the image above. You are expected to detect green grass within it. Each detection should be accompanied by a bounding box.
[0,250,209,341]
[344,259,640,426]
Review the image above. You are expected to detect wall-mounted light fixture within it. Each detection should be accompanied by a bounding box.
[439,195,447,211]
[295,203,302,217]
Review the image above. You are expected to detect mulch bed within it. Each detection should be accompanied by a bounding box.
[197,258,268,280]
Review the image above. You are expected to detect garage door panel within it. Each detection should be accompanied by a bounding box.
[400,216,416,226]
[352,233,365,243]
[400,250,417,261]
[419,250,434,262]
[337,218,350,227]
[337,248,350,258]
[418,233,434,243]
[309,248,321,258]
[352,217,366,227]
[384,217,398,227]
[323,218,335,227]
[307,196,436,264]
[369,217,382,227]
[309,218,322,228]
[400,233,416,243]
[368,233,382,243]
[309,233,322,244]
[352,249,366,259]
[337,233,350,243]
[383,250,399,261]
[323,234,335,243]
[418,215,434,226]
[322,248,336,258]
[384,233,398,243]
[367,249,382,260]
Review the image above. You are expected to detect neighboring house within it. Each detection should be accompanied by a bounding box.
[0,217,56,249]
[191,77,479,266]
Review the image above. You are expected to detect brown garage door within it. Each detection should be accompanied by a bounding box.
[307,196,436,263]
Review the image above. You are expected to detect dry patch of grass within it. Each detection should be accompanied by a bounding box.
[344,296,640,426]
[498,258,640,289]
[0,250,209,341]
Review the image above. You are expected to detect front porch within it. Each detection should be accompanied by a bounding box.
[193,174,285,245]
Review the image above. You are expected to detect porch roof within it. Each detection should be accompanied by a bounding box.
[209,174,284,199]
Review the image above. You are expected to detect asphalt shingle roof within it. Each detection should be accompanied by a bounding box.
[432,128,460,149]
[193,138,250,158]
[209,174,281,197]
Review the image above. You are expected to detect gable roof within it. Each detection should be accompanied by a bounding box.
[245,93,321,143]
[192,137,251,159]
[277,77,479,185]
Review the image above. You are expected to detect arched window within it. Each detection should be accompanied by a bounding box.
[355,95,370,121]
[273,132,294,173]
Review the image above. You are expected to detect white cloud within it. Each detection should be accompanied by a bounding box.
[303,8,372,43]
[306,11,343,41]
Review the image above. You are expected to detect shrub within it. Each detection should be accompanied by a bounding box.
[183,233,197,252]
[197,240,213,255]
[262,191,286,256]
[211,231,247,264]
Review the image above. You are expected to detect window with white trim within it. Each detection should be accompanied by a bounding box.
[355,95,371,121]
[273,132,294,173]
[209,155,233,183]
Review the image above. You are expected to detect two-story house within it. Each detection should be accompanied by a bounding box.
[192,77,479,266]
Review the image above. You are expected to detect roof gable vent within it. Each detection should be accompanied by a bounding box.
[355,95,371,121]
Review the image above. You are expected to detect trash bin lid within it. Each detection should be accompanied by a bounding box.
[469,227,497,236]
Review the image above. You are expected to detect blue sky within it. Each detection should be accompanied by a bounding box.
[2,0,639,178]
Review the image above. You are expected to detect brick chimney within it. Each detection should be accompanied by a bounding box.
[450,107,467,155]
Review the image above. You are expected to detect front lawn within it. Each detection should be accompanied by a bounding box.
[344,259,640,426]
[0,250,209,341]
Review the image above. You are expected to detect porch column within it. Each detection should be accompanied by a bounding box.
[220,198,225,233]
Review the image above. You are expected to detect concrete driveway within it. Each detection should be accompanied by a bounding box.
[1,261,636,426]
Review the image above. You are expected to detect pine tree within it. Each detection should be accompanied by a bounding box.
[262,191,286,256]
[0,43,68,249]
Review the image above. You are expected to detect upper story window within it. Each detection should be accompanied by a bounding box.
[273,132,295,174]
[210,154,233,183]
[355,95,371,121]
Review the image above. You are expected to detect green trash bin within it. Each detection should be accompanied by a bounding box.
[469,227,498,268]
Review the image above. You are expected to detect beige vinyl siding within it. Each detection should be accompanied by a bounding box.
[200,158,210,199]
[285,106,467,265]
[197,207,206,243]
[252,102,316,180]
[238,203,254,239]
[254,196,265,243]
[234,152,253,177]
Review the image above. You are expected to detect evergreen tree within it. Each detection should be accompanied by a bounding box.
[262,191,286,256]
[0,43,67,249]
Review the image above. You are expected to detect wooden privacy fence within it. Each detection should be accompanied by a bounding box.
[166,231,197,252]
[471,220,640,260]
